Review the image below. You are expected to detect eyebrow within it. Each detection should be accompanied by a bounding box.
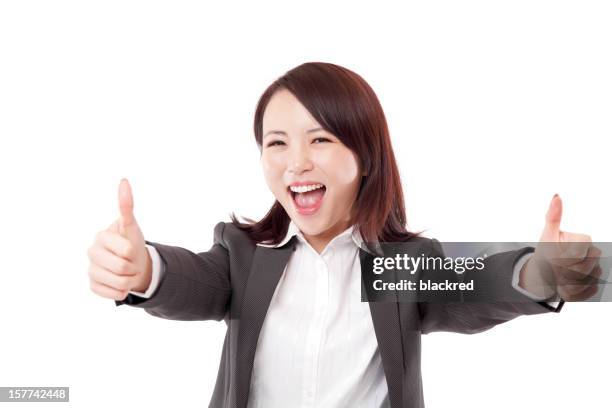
[263,127,324,138]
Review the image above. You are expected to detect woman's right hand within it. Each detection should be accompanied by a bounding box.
[87,178,152,301]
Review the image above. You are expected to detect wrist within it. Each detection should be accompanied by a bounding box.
[519,258,557,299]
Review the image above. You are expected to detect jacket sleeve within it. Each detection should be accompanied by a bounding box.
[417,238,564,334]
[114,222,231,322]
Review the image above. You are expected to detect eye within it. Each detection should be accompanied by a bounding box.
[266,140,286,147]
[312,137,332,144]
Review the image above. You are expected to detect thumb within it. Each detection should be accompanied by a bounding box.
[541,193,563,242]
[118,178,137,235]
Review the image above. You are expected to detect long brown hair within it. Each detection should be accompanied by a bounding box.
[230,62,420,245]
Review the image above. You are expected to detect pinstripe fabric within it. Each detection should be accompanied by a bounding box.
[115,222,563,408]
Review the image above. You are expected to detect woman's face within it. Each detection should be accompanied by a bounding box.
[260,89,362,243]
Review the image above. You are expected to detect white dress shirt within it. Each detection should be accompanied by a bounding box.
[131,222,560,407]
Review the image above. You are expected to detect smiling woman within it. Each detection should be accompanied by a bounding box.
[99,61,573,408]
[230,62,420,252]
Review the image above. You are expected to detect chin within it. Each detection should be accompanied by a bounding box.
[278,197,334,236]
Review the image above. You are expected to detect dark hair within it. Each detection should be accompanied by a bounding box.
[230,62,421,246]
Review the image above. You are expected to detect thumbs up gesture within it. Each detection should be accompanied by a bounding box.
[519,194,602,301]
[87,179,152,300]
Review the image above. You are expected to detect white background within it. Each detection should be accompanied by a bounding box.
[1,1,611,407]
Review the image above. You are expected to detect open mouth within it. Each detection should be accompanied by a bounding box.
[288,183,327,215]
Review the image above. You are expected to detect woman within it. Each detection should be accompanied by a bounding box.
[87,62,598,408]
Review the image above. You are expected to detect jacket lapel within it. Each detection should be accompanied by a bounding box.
[361,248,405,408]
[234,240,405,408]
[235,239,297,408]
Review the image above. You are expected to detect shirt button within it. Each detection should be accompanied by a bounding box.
[316,259,326,271]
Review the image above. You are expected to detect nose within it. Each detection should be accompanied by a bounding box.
[288,144,313,175]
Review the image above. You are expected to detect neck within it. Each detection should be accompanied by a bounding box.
[302,219,352,254]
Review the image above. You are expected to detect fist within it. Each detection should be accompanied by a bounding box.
[87,178,152,301]
[520,194,602,301]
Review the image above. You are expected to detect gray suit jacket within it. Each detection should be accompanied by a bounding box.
[116,221,563,408]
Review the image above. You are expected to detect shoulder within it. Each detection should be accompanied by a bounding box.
[385,235,439,256]
[211,221,257,251]
[406,236,444,256]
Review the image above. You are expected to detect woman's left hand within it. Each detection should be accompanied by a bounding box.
[519,194,602,301]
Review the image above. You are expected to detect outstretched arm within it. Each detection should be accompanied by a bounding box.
[115,222,231,322]
[418,238,562,335]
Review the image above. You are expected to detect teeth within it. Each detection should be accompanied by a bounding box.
[289,183,325,193]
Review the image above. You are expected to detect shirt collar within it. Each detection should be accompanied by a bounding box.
[256,220,365,251]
